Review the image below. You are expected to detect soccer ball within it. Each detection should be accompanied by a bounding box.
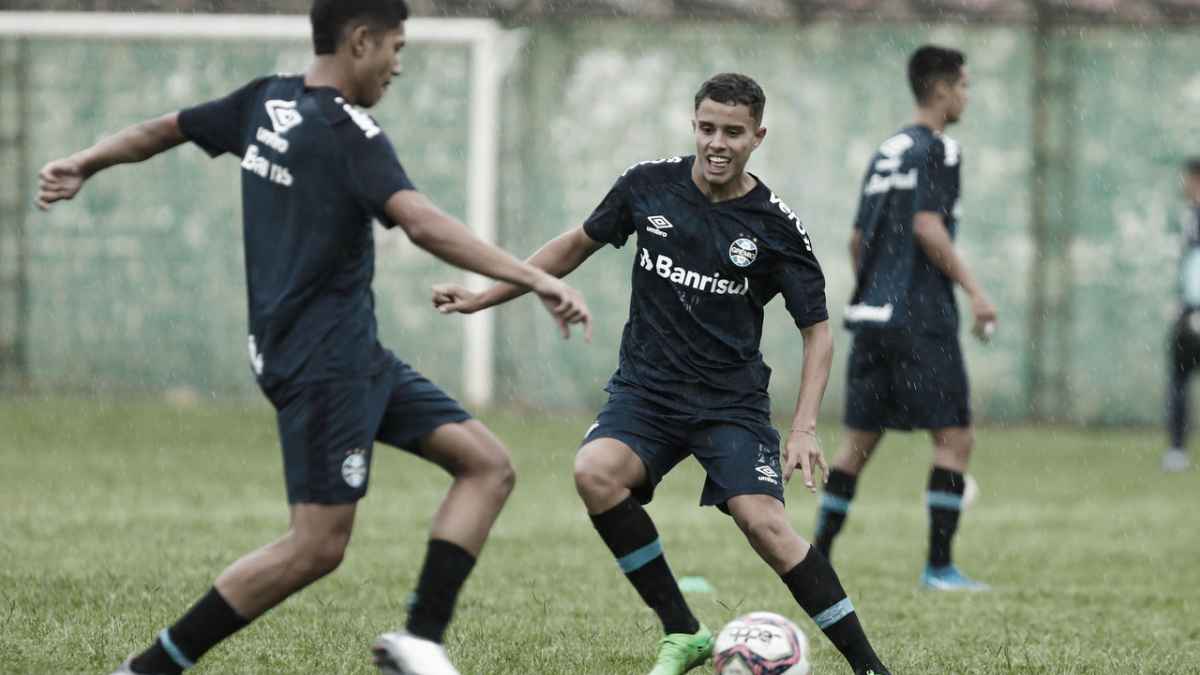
[713,611,811,675]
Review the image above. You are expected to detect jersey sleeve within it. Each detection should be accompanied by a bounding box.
[177,77,268,158]
[342,129,417,227]
[771,219,830,330]
[582,171,637,248]
[912,140,954,217]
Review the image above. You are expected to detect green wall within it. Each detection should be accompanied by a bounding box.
[6,22,1199,424]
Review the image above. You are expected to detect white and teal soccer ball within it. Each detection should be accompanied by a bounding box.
[713,611,811,675]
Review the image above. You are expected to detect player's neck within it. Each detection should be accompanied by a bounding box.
[913,107,948,134]
[305,58,360,104]
[691,166,756,204]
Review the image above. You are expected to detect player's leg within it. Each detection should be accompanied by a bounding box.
[1164,319,1195,472]
[122,376,373,675]
[816,329,890,560]
[368,362,513,674]
[814,428,883,559]
[920,425,988,591]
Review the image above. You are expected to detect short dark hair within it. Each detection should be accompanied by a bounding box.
[1185,158,1200,175]
[310,0,409,55]
[908,45,966,104]
[694,73,766,124]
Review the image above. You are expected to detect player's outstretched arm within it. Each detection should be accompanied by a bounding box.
[784,320,834,493]
[432,225,603,315]
[913,211,997,340]
[35,112,186,211]
[386,191,592,340]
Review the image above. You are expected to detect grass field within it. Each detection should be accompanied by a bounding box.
[1,399,1198,674]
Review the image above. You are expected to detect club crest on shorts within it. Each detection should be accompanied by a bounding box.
[342,448,368,488]
[729,238,758,267]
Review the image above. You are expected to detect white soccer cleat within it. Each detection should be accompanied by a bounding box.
[1162,448,1192,473]
[372,632,461,675]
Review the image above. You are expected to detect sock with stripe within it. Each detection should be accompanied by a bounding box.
[129,587,248,674]
[782,547,886,674]
[814,468,858,559]
[927,467,965,568]
[589,496,699,635]
[405,539,477,643]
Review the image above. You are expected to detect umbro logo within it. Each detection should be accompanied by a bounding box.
[265,99,303,135]
[646,215,674,238]
[755,465,778,480]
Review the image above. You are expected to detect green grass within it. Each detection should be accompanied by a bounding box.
[1,399,1198,674]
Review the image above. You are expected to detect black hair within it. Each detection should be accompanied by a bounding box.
[1185,158,1200,175]
[694,73,766,124]
[908,45,966,104]
[310,0,410,55]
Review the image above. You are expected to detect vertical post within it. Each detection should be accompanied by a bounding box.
[1027,11,1051,421]
[462,23,501,408]
[15,36,29,386]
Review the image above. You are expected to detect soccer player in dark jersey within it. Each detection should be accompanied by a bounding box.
[1163,158,1200,473]
[433,73,890,675]
[34,2,591,674]
[812,45,997,591]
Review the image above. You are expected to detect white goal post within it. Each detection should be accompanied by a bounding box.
[0,11,501,407]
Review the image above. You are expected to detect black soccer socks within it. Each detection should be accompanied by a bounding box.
[814,468,858,559]
[927,467,966,568]
[590,496,700,635]
[130,587,248,674]
[782,547,887,675]
[406,538,477,644]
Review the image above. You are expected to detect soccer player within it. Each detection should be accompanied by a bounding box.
[35,2,591,674]
[812,45,996,591]
[432,73,890,675]
[1163,158,1200,473]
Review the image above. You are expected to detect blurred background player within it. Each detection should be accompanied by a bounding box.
[813,45,997,591]
[1163,158,1200,473]
[433,73,891,675]
[35,1,591,674]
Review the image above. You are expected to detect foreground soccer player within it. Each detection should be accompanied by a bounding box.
[1163,158,1200,473]
[35,2,591,674]
[815,45,996,591]
[434,74,890,675]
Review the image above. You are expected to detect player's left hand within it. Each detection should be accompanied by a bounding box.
[35,157,87,211]
[783,428,827,493]
[432,283,483,314]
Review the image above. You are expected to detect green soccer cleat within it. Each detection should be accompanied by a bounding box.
[647,624,713,675]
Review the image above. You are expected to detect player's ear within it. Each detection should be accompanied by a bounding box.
[348,23,372,58]
[753,125,767,148]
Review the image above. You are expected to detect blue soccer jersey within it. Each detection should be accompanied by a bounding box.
[846,124,961,335]
[583,156,828,422]
[178,75,415,388]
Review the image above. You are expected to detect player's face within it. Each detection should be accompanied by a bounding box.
[943,67,970,124]
[692,98,765,187]
[354,23,406,108]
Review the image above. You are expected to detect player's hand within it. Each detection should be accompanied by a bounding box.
[784,428,827,493]
[532,274,592,342]
[969,291,998,343]
[35,157,87,211]
[432,283,483,314]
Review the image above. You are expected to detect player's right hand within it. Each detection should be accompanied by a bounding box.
[970,291,998,342]
[35,157,86,211]
[533,275,592,342]
[432,283,483,314]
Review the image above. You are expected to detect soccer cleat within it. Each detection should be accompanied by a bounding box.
[921,564,991,592]
[1162,448,1192,473]
[647,624,713,675]
[109,658,165,675]
[372,632,460,675]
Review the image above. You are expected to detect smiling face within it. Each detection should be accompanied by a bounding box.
[692,97,765,190]
[350,22,405,108]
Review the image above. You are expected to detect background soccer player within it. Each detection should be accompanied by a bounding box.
[812,45,997,591]
[1163,158,1200,473]
[433,73,890,675]
[34,2,591,674]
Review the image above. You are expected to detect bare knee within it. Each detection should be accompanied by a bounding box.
[573,452,627,507]
[289,530,350,581]
[933,427,974,469]
[735,511,790,551]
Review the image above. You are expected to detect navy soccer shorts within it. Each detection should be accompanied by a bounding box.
[581,388,785,510]
[843,327,971,432]
[264,357,471,504]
